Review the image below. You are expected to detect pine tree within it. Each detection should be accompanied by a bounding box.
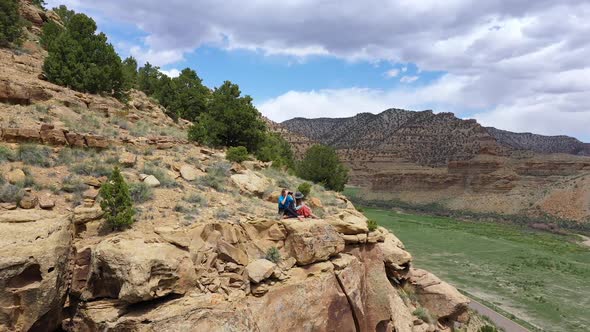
[296,145,349,191]
[100,167,135,231]
[0,0,23,48]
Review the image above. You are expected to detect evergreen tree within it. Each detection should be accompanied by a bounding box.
[40,20,64,50]
[0,0,23,48]
[255,132,295,169]
[169,68,209,121]
[43,12,124,96]
[31,0,46,9]
[296,145,348,191]
[99,167,135,231]
[188,81,266,152]
[121,56,138,90]
[137,62,161,95]
[53,5,75,26]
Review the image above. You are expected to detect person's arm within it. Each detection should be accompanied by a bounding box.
[280,195,287,205]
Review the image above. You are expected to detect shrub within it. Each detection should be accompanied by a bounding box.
[142,163,177,188]
[199,163,230,191]
[226,146,249,163]
[0,146,15,162]
[296,145,348,192]
[129,182,153,204]
[478,326,498,332]
[215,209,232,220]
[99,167,135,231]
[183,193,206,205]
[40,20,64,49]
[71,160,111,177]
[367,219,378,232]
[61,174,87,193]
[18,144,52,167]
[298,182,312,197]
[412,307,435,324]
[0,183,24,203]
[265,247,281,263]
[0,0,23,47]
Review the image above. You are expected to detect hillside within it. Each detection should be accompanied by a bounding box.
[280,110,590,225]
[0,2,488,331]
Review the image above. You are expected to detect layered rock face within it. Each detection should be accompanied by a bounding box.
[279,110,590,222]
[0,200,469,332]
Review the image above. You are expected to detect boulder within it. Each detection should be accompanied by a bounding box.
[179,165,202,181]
[89,238,197,303]
[85,135,109,149]
[325,209,369,235]
[40,129,67,145]
[19,193,38,209]
[283,220,344,265]
[379,232,412,273]
[0,210,73,332]
[39,196,55,210]
[217,240,249,266]
[82,188,99,200]
[6,169,25,184]
[408,268,470,321]
[246,259,276,283]
[309,197,323,208]
[118,152,136,167]
[73,206,103,225]
[230,170,271,198]
[143,175,161,187]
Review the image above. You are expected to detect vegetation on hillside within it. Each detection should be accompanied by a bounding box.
[296,144,348,191]
[41,9,124,97]
[0,0,23,47]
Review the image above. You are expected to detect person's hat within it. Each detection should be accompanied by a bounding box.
[294,192,304,199]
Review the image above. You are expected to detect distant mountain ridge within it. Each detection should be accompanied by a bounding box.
[282,108,590,161]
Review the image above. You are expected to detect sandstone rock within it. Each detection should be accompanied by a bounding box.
[217,240,249,266]
[230,170,271,198]
[73,206,103,224]
[83,177,102,188]
[83,188,99,200]
[39,196,55,209]
[409,268,469,321]
[180,164,201,181]
[0,202,17,210]
[283,220,344,265]
[246,259,276,283]
[309,197,323,208]
[325,209,369,235]
[277,257,297,271]
[40,129,67,145]
[0,210,73,332]
[143,175,161,187]
[118,152,136,167]
[65,132,86,147]
[19,193,38,209]
[6,168,25,184]
[379,232,413,273]
[89,238,197,303]
[246,268,355,331]
[85,135,109,149]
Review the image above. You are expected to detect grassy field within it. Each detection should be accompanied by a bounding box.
[362,208,590,331]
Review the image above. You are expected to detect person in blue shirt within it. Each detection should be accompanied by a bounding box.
[278,189,301,219]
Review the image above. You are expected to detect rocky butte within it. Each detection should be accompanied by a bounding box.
[0,1,487,331]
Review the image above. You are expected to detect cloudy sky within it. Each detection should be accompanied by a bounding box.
[46,0,590,141]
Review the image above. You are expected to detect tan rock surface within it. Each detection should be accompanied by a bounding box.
[0,210,73,332]
[283,220,345,265]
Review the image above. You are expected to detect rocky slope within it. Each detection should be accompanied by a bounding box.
[280,110,590,224]
[0,3,486,331]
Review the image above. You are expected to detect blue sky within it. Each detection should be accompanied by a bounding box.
[46,0,590,142]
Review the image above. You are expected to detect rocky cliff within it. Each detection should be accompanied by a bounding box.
[279,110,590,224]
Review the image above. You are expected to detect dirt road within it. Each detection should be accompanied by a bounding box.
[468,299,530,332]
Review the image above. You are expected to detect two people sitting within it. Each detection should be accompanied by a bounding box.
[278,189,319,220]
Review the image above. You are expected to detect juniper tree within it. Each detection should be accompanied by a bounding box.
[100,167,135,231]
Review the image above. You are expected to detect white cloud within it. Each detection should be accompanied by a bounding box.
[44,0,590,140]
[160,69,181,78]
[400,75,419,83]
[384,69,399,78]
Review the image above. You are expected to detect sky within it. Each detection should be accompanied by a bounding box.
[46,0,590,142]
